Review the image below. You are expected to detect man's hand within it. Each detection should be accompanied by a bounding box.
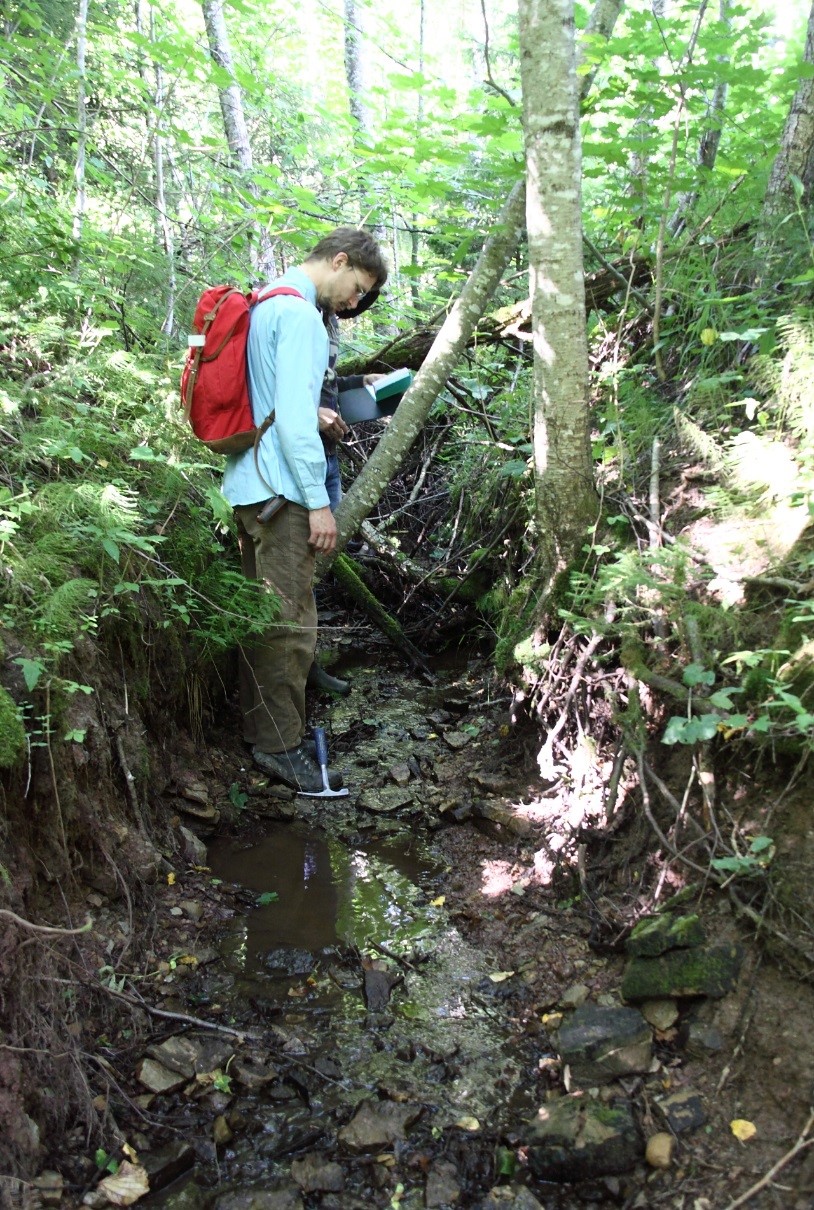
[318,407,349,441]
[308,506,337,553]
[363,373,384,385]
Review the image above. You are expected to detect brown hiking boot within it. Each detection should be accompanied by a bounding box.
[252,743,342,792]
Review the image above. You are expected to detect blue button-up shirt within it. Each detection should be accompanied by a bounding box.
[222,267,330,510]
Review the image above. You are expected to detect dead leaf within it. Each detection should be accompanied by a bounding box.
[167,872,175,886]
[430,895,446,907]
[454,1115,480,1131]
[97,1161,150,1206]
[730,1119,757,1142]
[489,971,515,983]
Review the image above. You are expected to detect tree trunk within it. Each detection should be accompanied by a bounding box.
[136,1,177,335]
[578,0,624,102]
[755,1,814,256]
[519,0,597,588]
[200,0,276,278]
[319,179,527,573]
[71,0,90,249]
[343,0,370,138]
[669,0,731,237]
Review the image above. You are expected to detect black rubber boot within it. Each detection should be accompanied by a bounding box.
[306,662,351,697]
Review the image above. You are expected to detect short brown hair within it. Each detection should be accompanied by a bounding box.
[307,226,388,288]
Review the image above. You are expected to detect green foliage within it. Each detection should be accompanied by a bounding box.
[0,684,26,767]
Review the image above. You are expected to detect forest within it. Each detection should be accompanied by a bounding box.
[1,0,814,1206]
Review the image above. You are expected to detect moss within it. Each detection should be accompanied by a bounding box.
[0,684,26,767]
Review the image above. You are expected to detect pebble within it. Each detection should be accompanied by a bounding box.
[646,1132,675,1169]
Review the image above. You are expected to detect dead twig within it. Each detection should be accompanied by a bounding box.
[0,909,93,936]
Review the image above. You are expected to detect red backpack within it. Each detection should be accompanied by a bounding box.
[180,284,305,455]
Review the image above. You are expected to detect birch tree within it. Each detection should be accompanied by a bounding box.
[72,0,90,248]
[755,0,814,259]
[200,0,276,277]
[136,1,176,335]
[518,0,597,588]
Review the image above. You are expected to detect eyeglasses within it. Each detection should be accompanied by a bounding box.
[350,267,368,302]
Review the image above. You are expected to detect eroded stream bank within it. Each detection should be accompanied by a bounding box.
[72,655,814,1210]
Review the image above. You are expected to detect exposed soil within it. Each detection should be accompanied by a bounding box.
[5,641,812,1210]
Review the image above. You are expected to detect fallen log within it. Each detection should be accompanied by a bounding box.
[339,255,652,374]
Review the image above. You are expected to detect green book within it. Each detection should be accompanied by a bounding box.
[338,367,413,423]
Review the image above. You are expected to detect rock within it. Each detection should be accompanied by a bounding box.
[136,1058,189,1094]
[230,1055,279,1089]
[363,965,401,1012]
[214,1115,233,1145]
[621,944,743,1001]
[443,730,472,750]
[290,1154,345,1193]
[471,800,534,838]
[388,762,411,786]
[212,1188,303,1210]
[645,1132,675,1169]
[357,787,414,813]
[179,899,204,922]
[557,1003,652,1083]
[147,1035,200,1078]
[178,826,208,865]
[560,983,590,1009]
[338,1100,422,1151]
[158,1178,208,1210]
[425,1159,460,1206]
[657,1088,707,1134]
[265,947,315,976]
[175,772,210,804]
[175,796,219,821]
[640,999,679,1030]
[682,1021,725,1056]
[142,1142,196,1191]
[32,1172,63,1205]
[482,1188,544,1209]
[527,1094,643,1181]
[626,914,705,957]
[193,1037,235,1074]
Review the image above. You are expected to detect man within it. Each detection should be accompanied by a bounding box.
[223,228,388,792]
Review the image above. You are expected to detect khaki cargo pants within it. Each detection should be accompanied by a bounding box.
[234,501,317,754]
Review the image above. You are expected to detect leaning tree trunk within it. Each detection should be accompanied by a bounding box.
[318,179,527,574]
[200,0,276,278]
[519,0,598,589]
[755,0,814,261]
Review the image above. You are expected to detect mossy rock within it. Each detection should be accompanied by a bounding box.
[0,684,26,768]
[626,913,705,957]
[527,1094,643,1181]
[622,943,743,1001]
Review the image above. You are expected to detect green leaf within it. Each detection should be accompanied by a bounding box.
[257,891,279,906]
[14,657,43,691]
[682,663,715,687]
[102,539,120,562]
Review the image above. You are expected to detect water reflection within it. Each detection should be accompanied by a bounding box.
[208,825,435,976]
